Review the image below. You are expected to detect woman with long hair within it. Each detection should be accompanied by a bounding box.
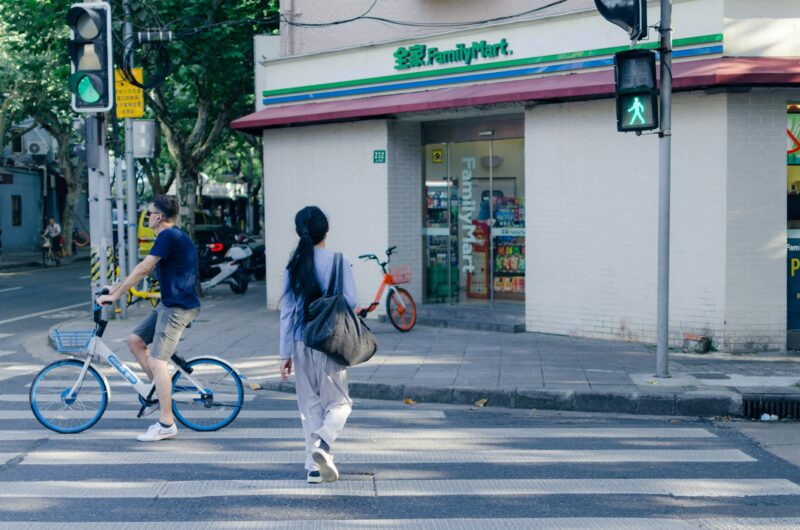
[279,206,357,484]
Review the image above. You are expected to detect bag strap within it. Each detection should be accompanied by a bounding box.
[326,253,344,296]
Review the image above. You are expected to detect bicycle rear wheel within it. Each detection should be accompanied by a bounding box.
[386,286,417,332]
[30,359,108,433]
[171,357,244,431]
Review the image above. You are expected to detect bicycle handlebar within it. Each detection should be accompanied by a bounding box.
[93,288,110,338]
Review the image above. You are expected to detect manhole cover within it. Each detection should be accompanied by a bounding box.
[690,373,730,380]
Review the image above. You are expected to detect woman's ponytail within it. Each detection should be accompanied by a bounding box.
[285,206,329,322]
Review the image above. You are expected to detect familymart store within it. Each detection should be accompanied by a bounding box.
[233,0,800,352]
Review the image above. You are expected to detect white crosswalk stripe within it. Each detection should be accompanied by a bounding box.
[1,389,799,527]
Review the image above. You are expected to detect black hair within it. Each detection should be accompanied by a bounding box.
[286,206,329,321]
[152,195,179,220]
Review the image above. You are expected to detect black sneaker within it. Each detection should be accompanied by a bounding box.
[312,447,339,483]
[307,470,322,484]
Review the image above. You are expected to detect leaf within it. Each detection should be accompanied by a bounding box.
[403,397,417,405]
[248,382,262,391]
[474,398,488,407]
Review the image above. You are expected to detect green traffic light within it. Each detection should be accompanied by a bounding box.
[626,96,647,125]
[76,76,100,104]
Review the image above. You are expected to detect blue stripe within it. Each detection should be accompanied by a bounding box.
[263,45,723,106]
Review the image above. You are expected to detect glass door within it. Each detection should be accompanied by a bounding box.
[423,137,525,306]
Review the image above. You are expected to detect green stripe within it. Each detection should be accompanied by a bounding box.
[263,34,722,97]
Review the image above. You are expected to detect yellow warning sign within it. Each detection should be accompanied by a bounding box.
[114,68,144,119]
[432,148,444,163]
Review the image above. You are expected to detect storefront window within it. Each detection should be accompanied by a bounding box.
[787,104,800,339]
[423,136,525,305]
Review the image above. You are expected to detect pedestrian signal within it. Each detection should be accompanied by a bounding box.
[614,49,659,133]
[67,2,114,113]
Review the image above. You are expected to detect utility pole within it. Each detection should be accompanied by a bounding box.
[111,114,127,318]
[655,0,673,378]
[124,0,138,275]
[86,115,112,299]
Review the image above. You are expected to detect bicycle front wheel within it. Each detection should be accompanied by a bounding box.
[386,286,417,332]
[172,357,244,431]
[30,359,108,433]
[42,249,54,267]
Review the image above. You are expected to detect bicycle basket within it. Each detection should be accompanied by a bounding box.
[389,265,412,284]
[52,329,95,354]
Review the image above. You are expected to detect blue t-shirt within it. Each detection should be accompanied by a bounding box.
[149,226,201,309]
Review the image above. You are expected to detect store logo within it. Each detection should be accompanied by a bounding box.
[460,157,478,274]
[393,39,512,70]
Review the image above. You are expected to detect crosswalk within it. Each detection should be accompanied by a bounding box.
[1,381,800,528]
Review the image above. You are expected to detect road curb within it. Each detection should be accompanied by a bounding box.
[255,380,744,418]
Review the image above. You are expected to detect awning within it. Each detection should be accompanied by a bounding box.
[231,57,800,134]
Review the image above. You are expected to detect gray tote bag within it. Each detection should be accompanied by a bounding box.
[304,253,378,366]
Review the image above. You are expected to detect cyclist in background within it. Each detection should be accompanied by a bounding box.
[96,195,201,442]
[42,218,62,256]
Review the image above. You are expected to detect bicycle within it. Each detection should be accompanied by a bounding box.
[113,264,160,308]
[41,236,61,267]
[29,289,245,434]
[357,246,417,332]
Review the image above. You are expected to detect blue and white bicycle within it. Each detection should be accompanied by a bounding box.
[29,290,245,434]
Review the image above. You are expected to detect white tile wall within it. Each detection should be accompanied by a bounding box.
[262,120,390,311]
[525,90,790,351]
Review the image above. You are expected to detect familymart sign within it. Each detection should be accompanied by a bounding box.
[393,38,512,70]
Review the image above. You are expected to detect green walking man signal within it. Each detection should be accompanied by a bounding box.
[614,50,659,133]
[67,2,114,113]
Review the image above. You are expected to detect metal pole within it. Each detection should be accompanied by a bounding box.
[124,0,138,275]
[655,0,673,378]
[86,115,109,299]
[114,154,127,318]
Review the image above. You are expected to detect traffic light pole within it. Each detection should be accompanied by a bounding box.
[124,0,138,275]
[655,0,673,378]
[86,115,112,302]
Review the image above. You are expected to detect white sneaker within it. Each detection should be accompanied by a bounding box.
[137,422,178,442]
[312,447,339,483]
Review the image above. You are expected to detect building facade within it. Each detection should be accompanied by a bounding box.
[233,0,800,352]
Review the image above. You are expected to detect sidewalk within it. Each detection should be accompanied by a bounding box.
[25,288,800,419]
[0,247,90,270]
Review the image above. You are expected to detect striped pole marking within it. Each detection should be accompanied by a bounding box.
[4,448,756,465]
[0,478,795,499]
[89,247,100,283]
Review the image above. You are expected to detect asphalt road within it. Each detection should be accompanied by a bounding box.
[1,381,800,527]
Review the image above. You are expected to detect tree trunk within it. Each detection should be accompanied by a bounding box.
[60,179,80,258]
[176,163,198,241]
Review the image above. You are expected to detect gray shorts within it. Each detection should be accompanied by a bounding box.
[131,304,200,360]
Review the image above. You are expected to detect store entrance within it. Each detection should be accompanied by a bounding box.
[423,135,525,305]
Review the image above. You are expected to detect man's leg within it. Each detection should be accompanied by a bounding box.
[149,357,173,425]
[128,310,159,381]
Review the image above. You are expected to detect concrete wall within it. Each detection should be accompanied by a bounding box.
[387,121,424,303]
[524,92,731,349]
[262,120,390,312]
[724,0,800,57]
[724,88,793,351]
[280,0,597,56]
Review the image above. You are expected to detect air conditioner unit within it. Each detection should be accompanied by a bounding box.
[27,140,49,156]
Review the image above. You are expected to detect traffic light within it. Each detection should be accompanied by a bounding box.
[595,0,648,41]
[67,2,114,113]
[614,49,659,133]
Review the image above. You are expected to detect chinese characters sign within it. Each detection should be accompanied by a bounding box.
[393,39,512,70]
[114,68,144,119]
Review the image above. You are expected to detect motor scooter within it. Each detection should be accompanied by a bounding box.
[234,233,265,281]
[200,244,252,294]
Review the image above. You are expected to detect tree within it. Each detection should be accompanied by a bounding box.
[129,0,278,238]
[0,1,86,256]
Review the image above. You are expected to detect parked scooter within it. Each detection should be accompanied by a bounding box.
[199,243,252,294]
[234,233,265,281]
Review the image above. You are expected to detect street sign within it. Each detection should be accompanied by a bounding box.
[373,150,386,164]
[114,68,144,119]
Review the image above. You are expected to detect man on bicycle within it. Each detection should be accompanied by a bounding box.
[96,195,201,442]
[42,218,62,256]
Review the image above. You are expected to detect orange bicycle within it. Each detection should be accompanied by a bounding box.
[357,246,417,332]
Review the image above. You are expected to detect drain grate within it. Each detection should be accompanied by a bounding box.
[742,396,800,419]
